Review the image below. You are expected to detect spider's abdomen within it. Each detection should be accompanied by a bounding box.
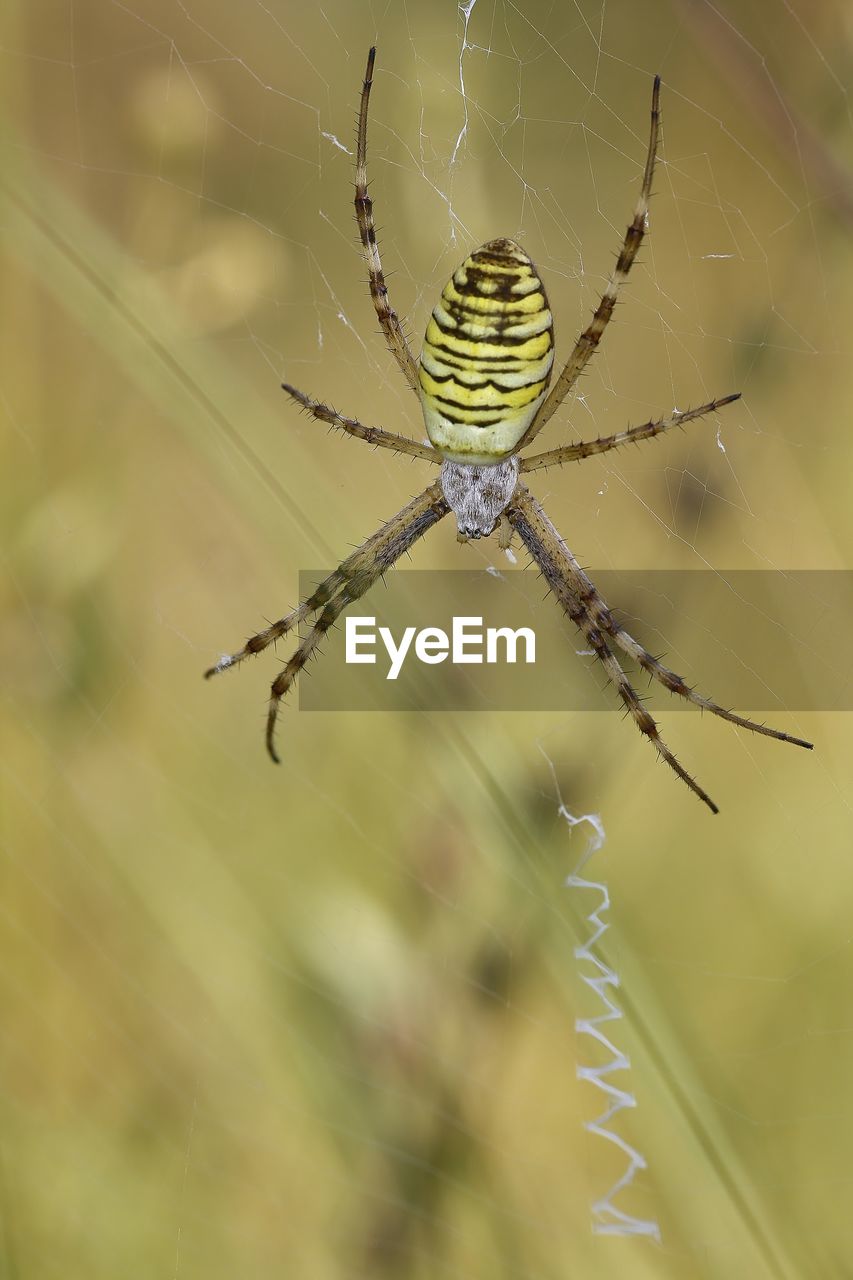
[419,238,554,465]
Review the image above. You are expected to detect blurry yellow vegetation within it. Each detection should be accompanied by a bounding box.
[1,0,852,1276]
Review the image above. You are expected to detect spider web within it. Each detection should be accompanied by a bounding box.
[2,0,852,1275]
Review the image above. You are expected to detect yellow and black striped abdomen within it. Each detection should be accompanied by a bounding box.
[419,238,554,464]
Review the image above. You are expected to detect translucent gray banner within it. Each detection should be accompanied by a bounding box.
[296,570,850,711]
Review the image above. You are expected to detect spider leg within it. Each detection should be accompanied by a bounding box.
[204,594,328,679]
[205,542,364,680]
[538,509,813,750]
[498,514,514,551]
[507,481,719,812]
[577,605,719,813]
[205,480,448,686]
[282,383,440,463]
[265,588,354,763]
[264,480,449,761]
[521,394,740,474]
[354,48,421,396]
[574,573,814,751]
[521,76,661,449]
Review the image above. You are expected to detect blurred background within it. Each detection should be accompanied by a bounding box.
[2,0,852,1275]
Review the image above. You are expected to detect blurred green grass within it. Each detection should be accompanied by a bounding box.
[2,0,852,1275]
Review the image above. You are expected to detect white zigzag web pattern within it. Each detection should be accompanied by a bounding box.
[559,801,662,1241]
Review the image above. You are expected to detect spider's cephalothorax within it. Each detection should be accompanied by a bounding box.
[439,455,519,540]
[206,48,814,813]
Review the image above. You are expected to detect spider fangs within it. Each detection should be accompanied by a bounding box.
[205,48,813,814]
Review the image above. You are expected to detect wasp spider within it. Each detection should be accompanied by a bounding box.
[206,48,812,813]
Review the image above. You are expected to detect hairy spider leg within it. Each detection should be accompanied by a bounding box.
[507,484,811,813]
[520,76,661,449]
[354,47,421,395]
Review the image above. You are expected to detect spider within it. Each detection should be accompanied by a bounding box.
[205,47,813,814]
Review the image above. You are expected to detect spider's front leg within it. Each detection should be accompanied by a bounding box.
[206,482,449,761]
[506,483,811,812]
[506,483,720,812]
[204,583,340,680]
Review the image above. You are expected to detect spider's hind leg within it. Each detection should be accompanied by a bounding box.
[354,47,421,396]
[521,75,661,449]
